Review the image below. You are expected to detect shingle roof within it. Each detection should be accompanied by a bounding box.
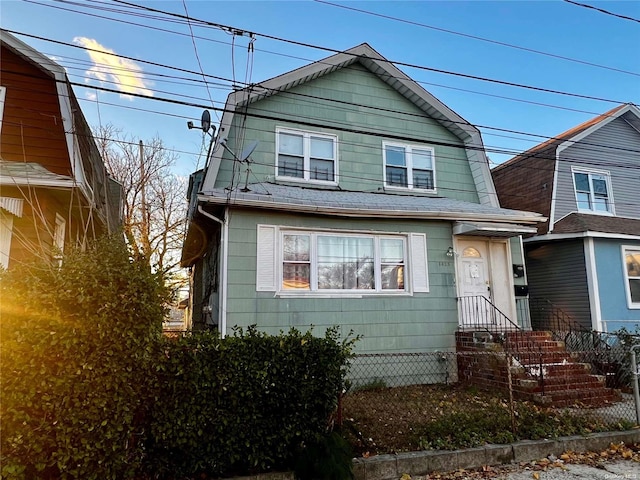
[0,160,74,186]
[553,213,640,236]
[492,103,632,174]
[199,183,543,223]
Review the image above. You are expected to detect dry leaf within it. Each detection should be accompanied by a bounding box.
[532,472,540,480]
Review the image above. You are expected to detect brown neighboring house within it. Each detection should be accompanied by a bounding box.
[0,30,122,269]
[492,104,640,333]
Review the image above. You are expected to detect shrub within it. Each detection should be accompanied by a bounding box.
[0,236,167,479]
[416,400,609,451]
[144,326,356,478]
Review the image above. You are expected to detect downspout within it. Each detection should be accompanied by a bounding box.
[197,205,228,338]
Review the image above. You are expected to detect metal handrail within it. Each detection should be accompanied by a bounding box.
[457,295,543,390]
[529,297,611,352]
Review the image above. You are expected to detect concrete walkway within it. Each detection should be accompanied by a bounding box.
[495,460,640,479]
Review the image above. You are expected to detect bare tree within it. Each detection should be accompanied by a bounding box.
[93,124,187,287]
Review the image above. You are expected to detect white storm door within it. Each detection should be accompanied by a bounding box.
[457,240,492,326]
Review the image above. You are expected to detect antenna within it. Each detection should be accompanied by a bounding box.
[239,140,258,162]
[187,109,214,135]
[240,140,259,192]
[201,110,211,133]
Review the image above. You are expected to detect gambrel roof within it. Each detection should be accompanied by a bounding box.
[493,103,640,174]
[202,43,499,207]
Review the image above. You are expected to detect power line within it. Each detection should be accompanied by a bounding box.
[314,0,640,78]
[7,26,638,147]
[5,64,640,167]
[181,0,221,123]
[563,0,640,24]
[5,29,639,160]
[106,0,630,105]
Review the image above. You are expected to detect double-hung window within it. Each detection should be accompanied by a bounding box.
[623,247,640,308]
[384,142,435,191]
[572,168,613,213]
[282,232,405,292]
[276,128,337,183]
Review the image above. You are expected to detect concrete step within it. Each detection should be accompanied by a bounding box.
[532,388,621,408]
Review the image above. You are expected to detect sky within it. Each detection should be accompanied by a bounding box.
[1,0,639,177]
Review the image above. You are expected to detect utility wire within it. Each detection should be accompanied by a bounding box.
[5,30,638,158]
[314,0,640,78]
[45,42,626,123]
[106,0,630,105]
[563,0,640,24]
[5,65,640,163]
[4,71,640,180]
[181,0,221,122]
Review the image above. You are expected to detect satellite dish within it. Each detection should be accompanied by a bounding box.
[239,140,259,162]
[201,110,211,133]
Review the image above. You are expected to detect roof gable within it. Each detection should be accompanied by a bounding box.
[202,43,498,206]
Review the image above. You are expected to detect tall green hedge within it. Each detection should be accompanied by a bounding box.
[145,326,355,478]
[0,236,167,479]
[1,236,355,479]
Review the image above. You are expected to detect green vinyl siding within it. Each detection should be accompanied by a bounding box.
[214,63,479,203]
[224,208,458,353]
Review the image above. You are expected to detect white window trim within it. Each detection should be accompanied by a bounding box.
[275,127,339,186]
[571,166,615,216]
[0,212,13,269]
[383,141,437,193]
[256,225,429,297]
[622,245,640,310]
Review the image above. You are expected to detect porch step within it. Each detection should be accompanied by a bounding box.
[456,329,623,409]
[532,388,621,408]
[516,374,606,392]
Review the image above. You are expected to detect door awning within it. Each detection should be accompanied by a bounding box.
[453,221,537,237]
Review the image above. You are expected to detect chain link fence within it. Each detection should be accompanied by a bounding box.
[347,346,639,425]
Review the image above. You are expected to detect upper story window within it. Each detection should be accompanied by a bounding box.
[276,128,337,184]
[572,168,613,214]
[383,142,436,192]
[624,246,640,309]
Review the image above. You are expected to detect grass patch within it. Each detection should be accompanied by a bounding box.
[342,384,622,455]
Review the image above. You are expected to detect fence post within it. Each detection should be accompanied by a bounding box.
[631,345,640,425]
[506,352,517,435]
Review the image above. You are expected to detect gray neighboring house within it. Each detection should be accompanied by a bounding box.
[181,44,543,356]
[492,103,640,333]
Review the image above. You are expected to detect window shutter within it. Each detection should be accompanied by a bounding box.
[256,225,277,291]
[409,233,429,293]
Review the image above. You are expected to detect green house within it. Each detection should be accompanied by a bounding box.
[182,44,543,355]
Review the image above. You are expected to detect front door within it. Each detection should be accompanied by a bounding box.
[457,240,492,327]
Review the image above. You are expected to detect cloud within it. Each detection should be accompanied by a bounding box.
[85,91,97,101]
[73,37,153,100]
